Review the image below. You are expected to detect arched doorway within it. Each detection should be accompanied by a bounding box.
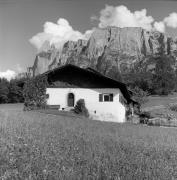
[67,93,75,107]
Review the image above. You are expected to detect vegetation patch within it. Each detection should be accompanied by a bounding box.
[169,104,177,112]
[0,78,24,104]
[129,86,149,106]
[23,75,48,111]
[138,106,177,127]
[73,99,89,117]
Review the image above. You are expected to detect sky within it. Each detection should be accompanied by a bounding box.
[1,0,177,80]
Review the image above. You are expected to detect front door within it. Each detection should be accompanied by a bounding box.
[68,93,75,107]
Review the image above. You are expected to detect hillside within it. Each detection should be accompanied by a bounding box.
[29,26,177,79]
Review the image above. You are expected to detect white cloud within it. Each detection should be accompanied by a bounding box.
[0,70,16,81]
[96,5,177,33]
[29,33,52,50]
[30,6,177,52]
[16,64,24,73]
[29,18,93,50]
[154,21,165,33]
[90,15,98,22]
[164,12,177,28]
[98,5,154,30]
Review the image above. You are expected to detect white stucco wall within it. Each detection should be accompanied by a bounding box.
[46,88,126,123]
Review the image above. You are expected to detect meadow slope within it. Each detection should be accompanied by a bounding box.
[1,104,177,179]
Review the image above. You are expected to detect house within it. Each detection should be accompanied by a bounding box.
[44,64,133,122]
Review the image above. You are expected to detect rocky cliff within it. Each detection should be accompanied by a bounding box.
[29,26,177,78]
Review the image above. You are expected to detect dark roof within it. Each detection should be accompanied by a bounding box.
[86,67,104,75]
[43,64,132,103]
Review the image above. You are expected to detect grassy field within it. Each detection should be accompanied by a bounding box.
[1,104,177,179]
[142,93,177,126]
[142,93,177,110]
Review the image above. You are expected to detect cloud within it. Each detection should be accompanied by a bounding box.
[90,15,98,22]
[98,5,154,30]
[0,70,16,81]
[96,5,177,33]
[30,18,93,50]
[29,33,52,50]
[30,6,177,52]
[164,12,177,28]
[154,21,165,33]
[16,64,24,73]
[0,63,24,81]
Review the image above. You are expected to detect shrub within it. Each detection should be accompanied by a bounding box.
[139,111,152,124]
[169,104,177,112]
[129,86,149,106]
[23,75,48,111]
[74,99,89,117]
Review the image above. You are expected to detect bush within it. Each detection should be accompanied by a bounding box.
[139,111,152,124]
[129,86,149,106]
[23,75,48,111]
[169,104,177,112]
[74,99,89,117]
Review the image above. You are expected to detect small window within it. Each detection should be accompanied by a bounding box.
[99,93,113,102]
[46,94,49,99]
[104,94,110,101]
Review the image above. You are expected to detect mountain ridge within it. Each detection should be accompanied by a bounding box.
[28,26,177,79]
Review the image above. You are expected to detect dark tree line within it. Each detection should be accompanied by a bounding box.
[122,54,177,96]
[0,78,24,104]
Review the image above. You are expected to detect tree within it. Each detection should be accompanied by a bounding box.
[8,80,24,103]
[23,75,48,110]
[0,78,9,103]
[129,86,149,106]
[123,71,153,92]
[152,55,176,95]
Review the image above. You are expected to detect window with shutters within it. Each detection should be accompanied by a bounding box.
[99,93,113,102]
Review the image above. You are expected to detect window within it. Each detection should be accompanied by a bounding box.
[99,93,113,102]
[104,94,110,102]
[46,94,49,99]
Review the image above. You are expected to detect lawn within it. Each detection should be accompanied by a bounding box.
[1,104,177,179]
[141,93,177,126]
[142,92,177,110]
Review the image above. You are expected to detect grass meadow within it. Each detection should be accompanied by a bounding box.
[142,93,177,110]
[1,104,177,179]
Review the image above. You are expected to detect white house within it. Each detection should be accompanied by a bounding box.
[44,64,133,123]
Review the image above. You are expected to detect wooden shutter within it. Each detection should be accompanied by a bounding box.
[99,94,103,102]
[110,94,113,101]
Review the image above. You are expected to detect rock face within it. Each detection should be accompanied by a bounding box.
[30,26,177,78]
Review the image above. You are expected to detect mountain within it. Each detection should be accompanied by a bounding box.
[29,26,177,79]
